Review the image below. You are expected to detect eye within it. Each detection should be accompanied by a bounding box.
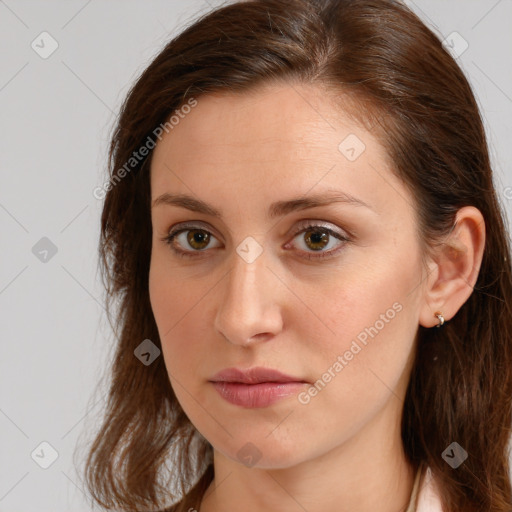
[160,221,350,260]
[286,222,349,260]
[160,224,221,258]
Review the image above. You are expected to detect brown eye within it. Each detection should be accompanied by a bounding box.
[303,228,330,251]
[185,229,211,250]
[161,221,349,261]
[288,223,350,260]
[161,225,222,257]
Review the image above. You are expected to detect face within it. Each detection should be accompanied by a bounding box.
[149,82,427,468]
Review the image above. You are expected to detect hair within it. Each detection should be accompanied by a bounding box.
[80,0,512,511]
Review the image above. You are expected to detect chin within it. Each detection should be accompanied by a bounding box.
[216,434,310,470]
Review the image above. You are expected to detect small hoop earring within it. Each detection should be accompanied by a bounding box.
[434,311,445,328]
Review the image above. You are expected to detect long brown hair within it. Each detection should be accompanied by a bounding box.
[79,1,512,510]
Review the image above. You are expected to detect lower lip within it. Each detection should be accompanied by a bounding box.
[211,381,307,408]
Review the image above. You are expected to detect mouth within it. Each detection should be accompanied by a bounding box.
[209,366,309,408]
[210,366,308,384]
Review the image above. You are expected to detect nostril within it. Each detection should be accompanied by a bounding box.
[250,332,273,343]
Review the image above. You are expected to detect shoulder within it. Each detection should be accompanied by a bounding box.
[416,466,444,512]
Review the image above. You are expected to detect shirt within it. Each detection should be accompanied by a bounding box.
[407,465,444,512]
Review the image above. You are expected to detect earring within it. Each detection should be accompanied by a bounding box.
[434,311,445,328]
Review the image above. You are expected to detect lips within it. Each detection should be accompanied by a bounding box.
[209,367,309,408]
[209,366,307,385]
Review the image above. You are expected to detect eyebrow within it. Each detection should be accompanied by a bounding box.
[151,191,376,219]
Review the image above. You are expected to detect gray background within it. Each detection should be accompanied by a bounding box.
[1,1,511,511]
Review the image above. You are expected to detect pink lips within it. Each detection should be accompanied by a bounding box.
[209,367,308,408]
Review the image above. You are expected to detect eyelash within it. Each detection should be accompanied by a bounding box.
[160,222,350,261]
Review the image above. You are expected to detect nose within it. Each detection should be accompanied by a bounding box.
[213,247,284,347]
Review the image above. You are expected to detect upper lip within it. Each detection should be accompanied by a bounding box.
[210,366,307,384]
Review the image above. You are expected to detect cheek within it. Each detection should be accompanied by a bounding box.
[305,258,411,337]
[149,248,196,330]
[283,266,418,455]
[298,244,419,380]
[148,253,212,374]
[148,255,174,333]
[302,249,420,401]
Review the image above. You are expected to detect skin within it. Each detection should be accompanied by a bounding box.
[148,82,485,512]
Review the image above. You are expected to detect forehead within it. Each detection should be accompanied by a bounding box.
[150,82,413,223]
[152,83,369,165]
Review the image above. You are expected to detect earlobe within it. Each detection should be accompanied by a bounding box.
[418,206,486,328]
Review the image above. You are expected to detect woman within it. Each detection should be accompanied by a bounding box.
[82,1,512,511]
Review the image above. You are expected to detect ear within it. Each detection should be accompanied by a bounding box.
[418,206,486,328]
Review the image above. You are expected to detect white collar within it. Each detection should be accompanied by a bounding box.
[416,466,444,512]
